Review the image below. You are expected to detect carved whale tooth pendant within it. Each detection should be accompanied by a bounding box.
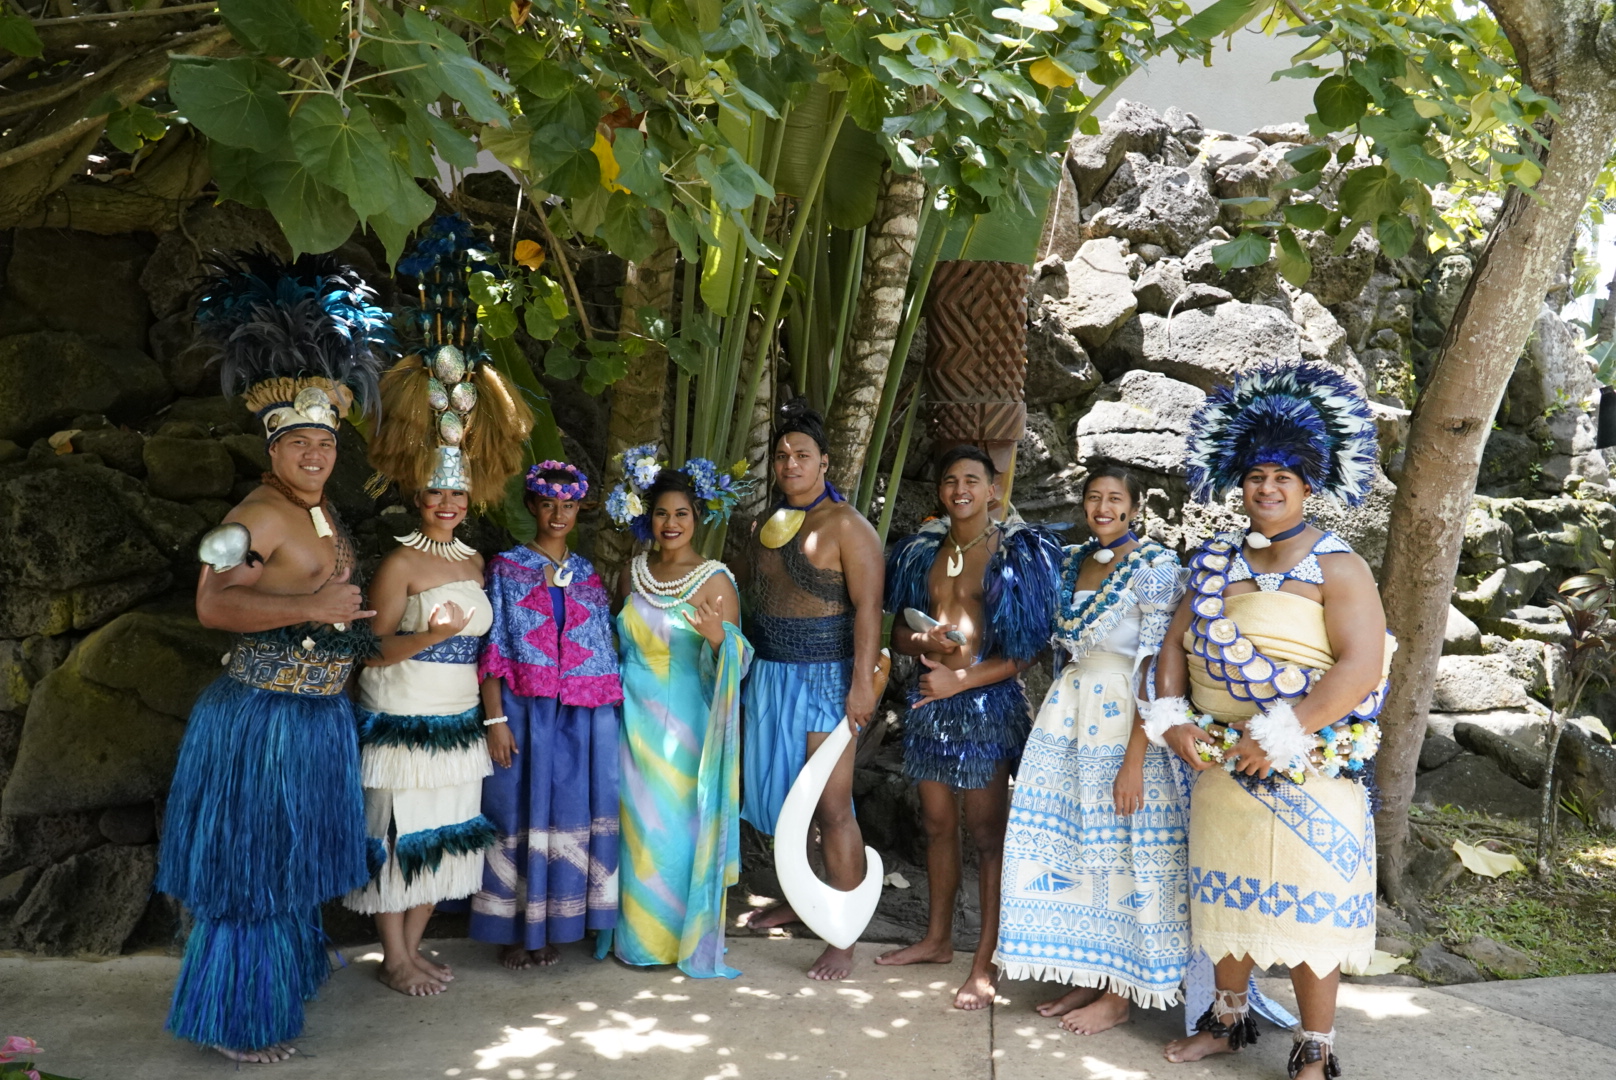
[946,548,964,577]
[310,506,334,539]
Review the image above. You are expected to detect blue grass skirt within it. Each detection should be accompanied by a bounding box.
[903,677,1031,789]
[156,672,369,1050]
[740,657,849,835]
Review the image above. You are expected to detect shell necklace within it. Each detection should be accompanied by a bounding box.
[631,552,720,609]
[1092,530,1137,565]
[1244,519,1308,551]
[262,471,334,538]
[397,530,478,562]
[944,522,996,577]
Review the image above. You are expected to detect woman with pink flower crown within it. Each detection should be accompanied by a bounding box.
[468,462,624,970]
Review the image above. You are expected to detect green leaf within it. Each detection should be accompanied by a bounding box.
[256,148,358,255]
[1387,141,1450,186]
[611,128,667,200]
[219,0,322,58]
[1376,212,1415,259]
[848,67,887,131]
[523,301,560,341]
[1210,229,1272,271]
[1275,227,1312,288]
[1338,164,1405,222]
[542,147,602,199]
[1313,74,1370,131]
[466,270,505,309]
[404,9,511,126]
[505,38,570,98]
[482,119,533,170]
[0,14,43,59]
[209,143,270,209]
[289,97,402,220]
[650,0,704,60]
[1283,144,1331,173]
[544,344,582,380]
[1281,201,1330,231]
[105,109,143,153]
[600,192,656,263]
[291,0,341,39]
[820,2,866,63]
[824,122,884,230]
[664,205,701,263]
[479,301,518,339]
[367,205,422,269]
[1271,62,1326,81]
[1179,0,1267,41]
[1272,170,1322,192]
[697,150,755,211]
[168,57,291,152]
[879,54,936,88]
[936,80,993,125]
[416,108,479,169]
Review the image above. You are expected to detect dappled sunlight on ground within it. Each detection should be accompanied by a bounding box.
[2,939,1611,1079]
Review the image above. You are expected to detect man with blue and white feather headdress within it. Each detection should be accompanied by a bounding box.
[154,252,394,1063]
[1143,363,1395,1080]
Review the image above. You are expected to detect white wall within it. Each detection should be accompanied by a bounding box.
[1117,27,1321,136]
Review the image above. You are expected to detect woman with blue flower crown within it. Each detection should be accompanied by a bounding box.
[993,460,1192,1031]
[607,447,753,978]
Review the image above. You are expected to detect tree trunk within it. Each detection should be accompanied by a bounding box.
[824,167,926,494]
[1597,263,1616,344]
[593,214,678,588]
[1374,66,1616,899]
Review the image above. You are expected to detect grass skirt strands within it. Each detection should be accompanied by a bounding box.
[156,670,370,1050]
[903,676,1031,790]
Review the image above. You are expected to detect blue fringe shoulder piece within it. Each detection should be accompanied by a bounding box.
[884,519,1062,663]
[983,522,1063,662]
[884,519,948,616]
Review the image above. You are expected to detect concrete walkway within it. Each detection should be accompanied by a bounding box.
[1,937,1609,1079]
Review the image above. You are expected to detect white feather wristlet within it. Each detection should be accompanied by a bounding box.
[1141,695,1193,748]
[1246,700,1316,772]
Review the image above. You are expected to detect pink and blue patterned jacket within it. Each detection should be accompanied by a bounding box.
[477,546,623,707]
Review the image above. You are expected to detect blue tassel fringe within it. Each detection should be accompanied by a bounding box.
[903,678,1031,789]
[165,909,329,1051]
[394,815,499,884]
[357,704,484,752]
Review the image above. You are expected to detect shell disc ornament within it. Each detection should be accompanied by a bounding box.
[759,507,806,549]
[429,343,467,385]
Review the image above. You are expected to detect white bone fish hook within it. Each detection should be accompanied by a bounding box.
[773,719,884,950]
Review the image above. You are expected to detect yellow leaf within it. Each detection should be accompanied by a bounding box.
[514,239,546,271]
[1411,98,1445,119]
[592,131,628,193]
[510,0,532,28]
[1072,0,1109,14]
[1359,950,1408,976]
[1030,56,1077,88]
[1453,840,1525,878]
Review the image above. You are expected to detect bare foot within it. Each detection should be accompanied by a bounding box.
[1061,991,1130,1034]
[413,951,454,982]
[1037,985,1101,1017]
[808,944,855,980]
[874,938,953,966]
[1292,1063,1329,1080]
[499,944,533,970]
[953,968,997,1011]
[530,944,561,967]
[739,901,799,930]
[380,959,445,996]
[215,1044,297,1064]
[1163,1030,1233,1063]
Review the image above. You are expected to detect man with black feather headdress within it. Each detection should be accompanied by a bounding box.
[153,252,393,1063]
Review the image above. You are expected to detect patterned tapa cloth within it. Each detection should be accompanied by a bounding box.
[345,580,495,915]
[1187,590,1378,975]
[156,628,374,1051]
[994,543,1189,1007]
[616,569,752,978]
[470,566,621,950]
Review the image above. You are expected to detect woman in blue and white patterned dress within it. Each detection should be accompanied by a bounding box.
[993,461,1188,1033]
